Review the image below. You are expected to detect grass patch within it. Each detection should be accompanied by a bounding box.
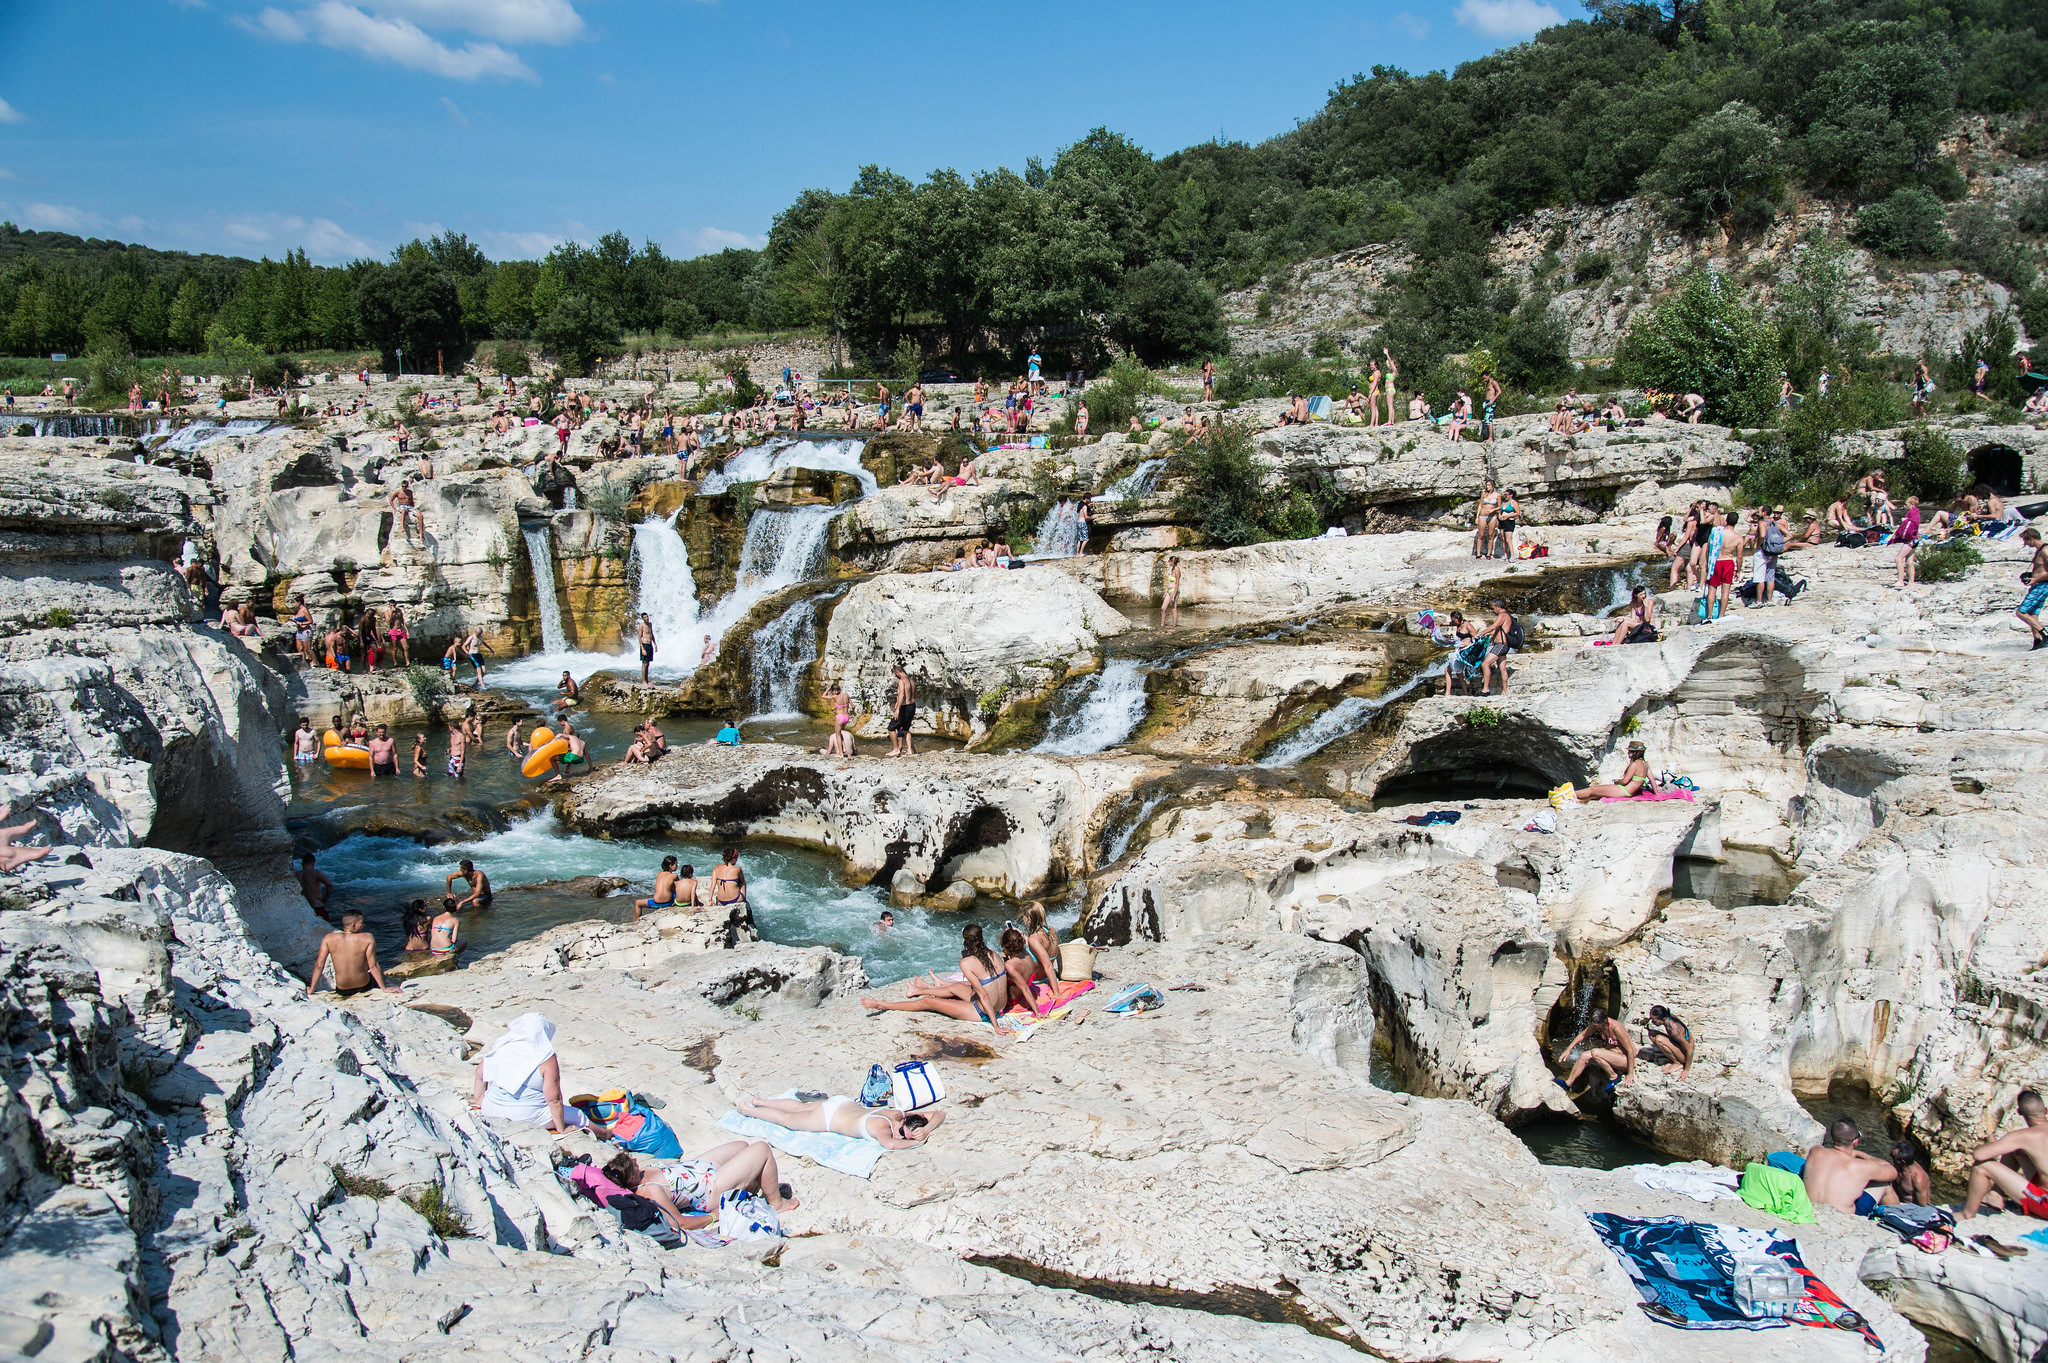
[404,1184,474,1239]
[44,607,75,628]
[334,1167,394,1200]
[1916,539,1983,583]
[1464,706,1505,727]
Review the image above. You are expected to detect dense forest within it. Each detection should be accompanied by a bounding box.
[4,0,2045,381]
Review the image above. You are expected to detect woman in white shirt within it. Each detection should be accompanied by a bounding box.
[470,1014,609,1135]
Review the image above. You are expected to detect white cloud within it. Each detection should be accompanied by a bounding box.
[254,1,536,81]
[371,0,582,44]
[0,169,15,182]
[676,226,765,255]
[0,97,26,125]
[21,202,107,232]
[1391,11,1431,39]
[1454,0,1563,38]
[216,211,376,260]
[479,227,565,258]
[439,94,471,125]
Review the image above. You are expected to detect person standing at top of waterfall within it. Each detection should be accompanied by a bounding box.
[386,606,410,667]
[1473,480,1500,560]
[888,662,917,758]
[635,613,656,684]
[1482,372,1502,442]
[823,680,854,757]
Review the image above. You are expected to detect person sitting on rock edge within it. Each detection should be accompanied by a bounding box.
[308,910,403,998]
[1641,1004,1691,1077]
[1960,1089,2048,1220]
[1805,1116,1902,1215]
[1890,1142,1933,1206]
[1555,1006,1635,1094]
[635,855,680,920]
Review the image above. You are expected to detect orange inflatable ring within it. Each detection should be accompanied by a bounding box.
[521,726,569,778]
[322,729,371,770]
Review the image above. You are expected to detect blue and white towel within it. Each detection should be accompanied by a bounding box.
[716,1096,884,1180]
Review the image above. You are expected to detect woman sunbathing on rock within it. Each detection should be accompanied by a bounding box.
[867,923,1018,1023]
[596,1145,799,1228]
[735,1094,945,1149]
[1571,740,1653,802]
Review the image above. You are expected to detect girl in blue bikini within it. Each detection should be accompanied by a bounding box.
[863,924,1018,1024]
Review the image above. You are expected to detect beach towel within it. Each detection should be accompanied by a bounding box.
[1764,1151,1807,1177]
[1306,395,1332,420]
[1602,789,1697,803]
[1627,1162,1741,1203]
[2022,1225,2048,1252]
[1737,1163,1815,1223]
[1009,978,1095,1019]
[1586,1214,1881,1348]
[714,1093,885,1180]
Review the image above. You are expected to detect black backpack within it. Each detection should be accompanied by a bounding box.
[1504,616,1525,650]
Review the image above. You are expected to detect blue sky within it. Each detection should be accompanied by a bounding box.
[0,0,1565,265]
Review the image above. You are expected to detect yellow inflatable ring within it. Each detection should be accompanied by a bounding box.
[321,729,372,769]
[521,726,569,778]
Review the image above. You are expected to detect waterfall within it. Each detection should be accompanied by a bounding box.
[750,596,822,717]
[1032,501,1085,557]
[1034,659,1148,754]
[1257,662,1449,768]
[699,436,875,498]
[691,504,841,670]
[1097,458,1166,503]
[521,526,568,655]
[1594,564,1645,619]
[1102,789,1171,864]
[154,418,273,454]
[563,487,578,511]
[629,510,700,673]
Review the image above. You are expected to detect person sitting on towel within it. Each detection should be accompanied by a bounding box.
[470,1014,609,1137]
[1805,1117,1902,1214]
[735,1094,945,1149]
[1572,740,1652,801]
[1889,1142,1933,1206]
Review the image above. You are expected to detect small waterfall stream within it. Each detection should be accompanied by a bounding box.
[1256,661,1449,768]
[692,504,841,668]
[750,596,823,717]
[1031,501,1085,557]
[520,526,568,655]
[630,510,700,672]
[1097,457,1166,502]
[699,436,876,497]
[1033,659,1148,754]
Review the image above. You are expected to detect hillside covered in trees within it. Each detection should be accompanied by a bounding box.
[5,0,2045,380]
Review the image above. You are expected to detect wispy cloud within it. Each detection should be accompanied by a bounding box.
[479,227,566,258]
[19,202,107,232]
[1453,0,1562,38]
[440,95,471,125]
[1391,11,1431,40]
[376,0,583,44]
[251,1,538,80]
[676,226,764,255]
[0,97,26,125]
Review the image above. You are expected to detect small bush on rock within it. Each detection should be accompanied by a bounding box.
[1916,538,1982,582]
[405,1184,472,1239]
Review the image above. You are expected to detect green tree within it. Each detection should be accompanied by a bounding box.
[1617,268,1777,425]
[1775,232,1872,388]
[353,259,464,371]
[1644,103,1784,235]
[487,260,540,336]
[1851,188,1948,259]
[1114,261,1226,366]
[168,279,212,353]
[534,292,619,377]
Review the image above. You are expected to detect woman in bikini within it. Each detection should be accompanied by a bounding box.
[1019,901,1060,996]
[429,898,462,955]
[401,900,432,952]
[1572,740,1654,802]
[1161,554,1183,629]
[1474,480,1500,559]
[863,924,1017,1024]
[386,606,409,667]
[1366,359,1383,428]
[711,847,750,934]
[822,681,854,757]
[1605,586,1656,645]
[998,927,1051,1015]
[635,855,680,920]
[734,1095,945,1150]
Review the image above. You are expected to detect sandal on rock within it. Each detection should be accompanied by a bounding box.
[1971,1234,2030,1260]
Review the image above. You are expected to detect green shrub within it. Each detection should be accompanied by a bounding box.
[45,607,75,628]
[1890,426,1966,502]
[404,664,449,717]
[1916,538,1982,582]
[335,1168,394,1200]
[1169,422,1335,547]
[581,479,634,523]
[1465,706,1505,727]
[1571,252,1612,286]
[1617,269,1778,426]
[495,341,532,378]
[1853,188,1949,259]
[1063,356,1172,435]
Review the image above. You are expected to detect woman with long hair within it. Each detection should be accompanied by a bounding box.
[862,924,1015,1023]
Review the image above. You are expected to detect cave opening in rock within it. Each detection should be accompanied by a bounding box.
[1664,849,1799,910]
[1966,443,2023,497]
[1372,761,1558,806]
[932,803,1017,890]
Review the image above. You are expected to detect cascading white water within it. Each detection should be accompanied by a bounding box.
[1097,458,1166,503]
[155,418,272,453]
[750,596,822,717]
[689,504,841,670]
[563,487,578,511]
[1256,662,1448,768]
[699,436,876,498]
[1033,659,1148,755]
[1594,564,1645,619]
[520,526,568,655]
[1032,501,1085,557]
[630,510,700,672]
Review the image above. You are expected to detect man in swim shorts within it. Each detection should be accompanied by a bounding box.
[888,662,916,757]
[368,724,398,777]
[307,910,403,997]
[1805,1117,1903,1215]
[446,858,493,911]
[636,612,655,683]
[634,854,680,920]
[1961,1089,2048,1220]
[2018,528,2046,650]
[292,718,319,763]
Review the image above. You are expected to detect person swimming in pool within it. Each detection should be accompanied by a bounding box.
[635,855,680,920]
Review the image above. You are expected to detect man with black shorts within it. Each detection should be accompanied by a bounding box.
[636,612,656,682]
[368,724,398,777]
[888,662,916,758]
